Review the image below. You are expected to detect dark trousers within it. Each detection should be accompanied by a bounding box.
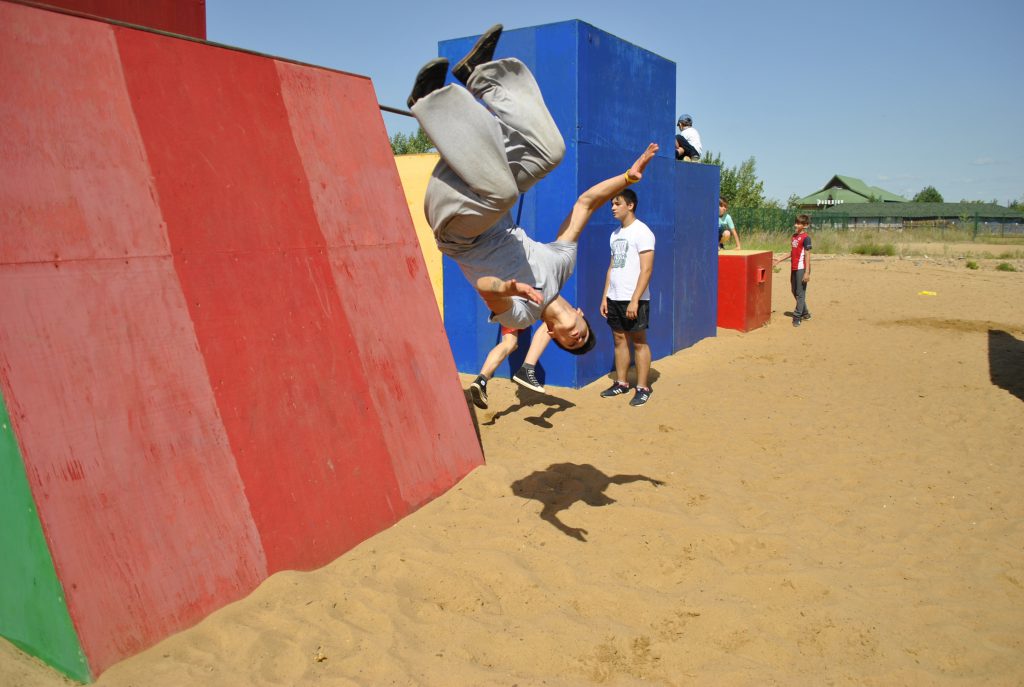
[791,269,809,318]
[674,134,700,161]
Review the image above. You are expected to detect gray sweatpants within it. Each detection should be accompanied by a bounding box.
[411,58,565,246]
[791,269,810,318]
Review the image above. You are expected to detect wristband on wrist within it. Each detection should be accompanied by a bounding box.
[624,171,639,184]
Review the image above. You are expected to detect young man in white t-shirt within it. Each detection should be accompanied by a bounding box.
[599,189,656,406]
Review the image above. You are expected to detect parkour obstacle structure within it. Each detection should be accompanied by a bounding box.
[437,21,720,388]
[1,4,721,682]
[0,1,483,681]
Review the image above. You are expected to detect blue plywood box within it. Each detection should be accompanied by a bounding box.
[674,162,720,351]
[438,20,717,389]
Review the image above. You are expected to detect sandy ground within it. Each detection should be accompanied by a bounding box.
[4,254,1023,686]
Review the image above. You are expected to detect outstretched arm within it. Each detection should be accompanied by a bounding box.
[555,143,659,243]
[475,277,542,315]
[609,474,666,487]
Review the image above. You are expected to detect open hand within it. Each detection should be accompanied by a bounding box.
[627,143,659,182]
[507,279,542,304]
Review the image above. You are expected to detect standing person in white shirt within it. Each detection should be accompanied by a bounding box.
[675,113,702,161]
[599,189,656,406]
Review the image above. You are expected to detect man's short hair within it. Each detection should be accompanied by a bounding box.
[796,214,811,226]
[615,188,638,213]
[719,197,729,208]
[553,316,597,356]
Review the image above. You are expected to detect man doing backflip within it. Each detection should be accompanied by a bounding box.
[407,24,658,355]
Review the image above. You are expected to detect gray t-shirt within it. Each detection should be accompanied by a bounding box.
[435,212,577,329]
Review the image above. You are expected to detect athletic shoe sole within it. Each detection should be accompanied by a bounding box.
[469,383,488,410]
[407,57,449,109]
[452,24,503,85]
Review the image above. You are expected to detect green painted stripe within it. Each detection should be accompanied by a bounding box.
[0,392,91,682]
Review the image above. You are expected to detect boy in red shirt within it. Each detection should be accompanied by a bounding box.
[774,215,812,327]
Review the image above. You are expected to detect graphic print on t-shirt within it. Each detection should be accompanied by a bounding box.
[611,238,628,268]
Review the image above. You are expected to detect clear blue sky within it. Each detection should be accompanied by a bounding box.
[207,0,1023,205]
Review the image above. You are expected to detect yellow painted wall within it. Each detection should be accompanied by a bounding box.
[394,153,443,317]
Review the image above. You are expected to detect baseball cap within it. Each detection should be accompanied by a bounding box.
[677,113,693,124]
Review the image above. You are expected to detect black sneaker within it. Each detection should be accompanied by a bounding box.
[801,312,812,321]
[600,382,631,398]
[629,386,652,407]
[469,376,488,409]
[407,57,449,109]
[792,317,802,327]
[452,24,503,86]
[512,365,544,393]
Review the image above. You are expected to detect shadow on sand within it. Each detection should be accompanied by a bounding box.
[511,463,664,541]
[482,386,575,429]
[989,329,1024,402]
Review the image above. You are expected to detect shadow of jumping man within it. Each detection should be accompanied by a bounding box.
[483,386,575,428]
[511,463,665,541]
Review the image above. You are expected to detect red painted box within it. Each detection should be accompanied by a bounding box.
[717,250,772,332]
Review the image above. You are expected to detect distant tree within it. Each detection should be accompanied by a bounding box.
[912,185,944,203]
[786,193,802,209]
[1010,195,1023,211]
[701,151,774,208]
[701,150,724,168]
[390,127,435,155]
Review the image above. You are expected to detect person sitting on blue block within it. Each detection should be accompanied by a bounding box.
[675,114,702,162]
[407,24,658,356]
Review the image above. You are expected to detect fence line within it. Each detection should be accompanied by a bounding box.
[730,208,1024,238]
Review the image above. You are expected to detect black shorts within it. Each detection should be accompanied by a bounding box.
[605,299,650,332]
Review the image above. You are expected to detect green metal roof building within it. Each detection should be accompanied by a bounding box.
[796,174,908,209]
[754,175,1024,234]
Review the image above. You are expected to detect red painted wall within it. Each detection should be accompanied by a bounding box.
[275,62,482,508]
[38,0,206,38]
[115,30,417,574]
[0,4,267,673]
[1,1,482,678]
